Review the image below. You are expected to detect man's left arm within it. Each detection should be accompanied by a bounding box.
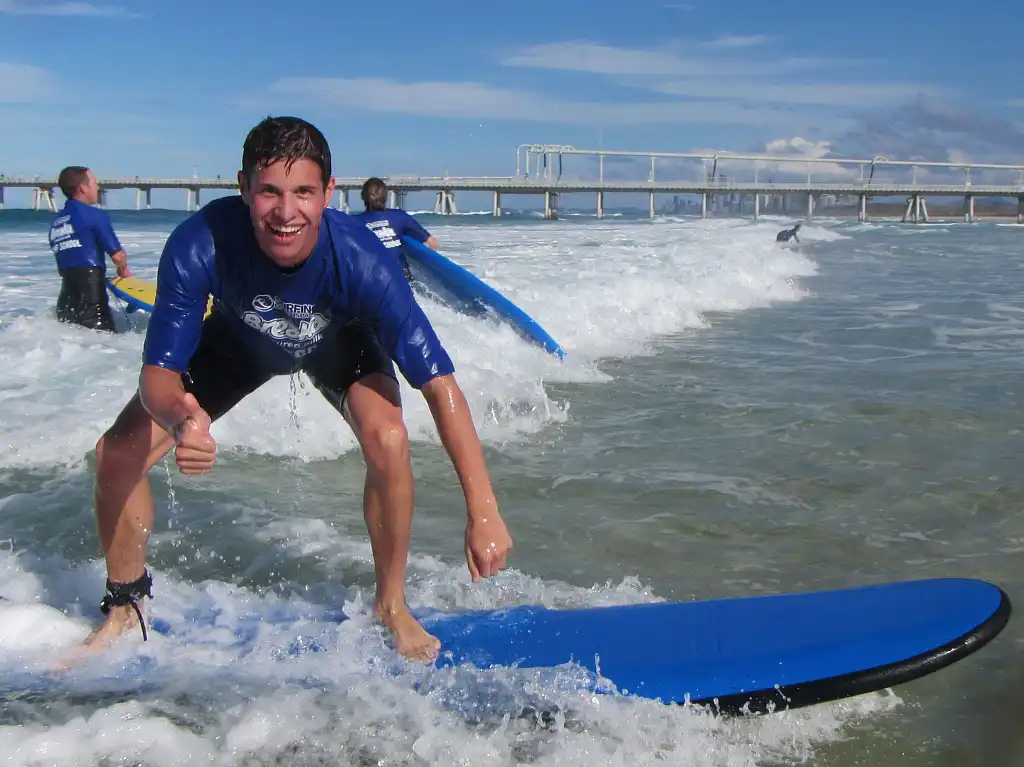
[421,375,511,580]
[421,374,495,512]
[345,226,513,579]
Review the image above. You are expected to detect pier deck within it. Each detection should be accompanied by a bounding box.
[3,145,1023,223]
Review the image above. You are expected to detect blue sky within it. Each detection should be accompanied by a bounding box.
[1,0,1023,205]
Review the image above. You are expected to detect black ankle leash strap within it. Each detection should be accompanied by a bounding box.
[100,569,153,642]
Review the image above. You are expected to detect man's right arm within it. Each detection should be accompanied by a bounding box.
[139,219,214,436]
[139,365,190,437]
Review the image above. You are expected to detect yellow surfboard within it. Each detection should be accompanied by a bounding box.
[107,276,213,319]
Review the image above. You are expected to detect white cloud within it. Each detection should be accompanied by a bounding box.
[760,137,859,178]
[1006,98,1024,108]
[0,0,131,16]
[709,35,771,48]
[500,40,930,109]
[651,78,942,107]
[0,61,57,102]
[269,76,802,126]
[946,148,975,165]
[502,41,868,78]
[503,42,694,76]
[680,137,860,180]
[763,137,834,157]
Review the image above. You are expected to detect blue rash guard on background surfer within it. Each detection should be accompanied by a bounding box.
[353,177,438,282]
[79,116,513,669]
[47,166,132,332]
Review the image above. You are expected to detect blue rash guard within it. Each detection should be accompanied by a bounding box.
[353,209,432,273]
[143,195,455,386]
[48,199,123,271]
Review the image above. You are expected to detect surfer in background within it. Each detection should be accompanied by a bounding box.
[75,116,512,666]
[775,223,801,243]
[47,166,132,332]
[353,177,438,282]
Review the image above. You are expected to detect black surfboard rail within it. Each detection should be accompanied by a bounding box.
[689,585,1012,716]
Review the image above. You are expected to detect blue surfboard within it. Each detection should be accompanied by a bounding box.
[3,578,1006,716]
[401,237,566,360]
[418,577,1010,713]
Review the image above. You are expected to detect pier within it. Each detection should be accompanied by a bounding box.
[3,146,1023,223]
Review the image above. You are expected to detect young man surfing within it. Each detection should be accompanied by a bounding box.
[81,116,512,663]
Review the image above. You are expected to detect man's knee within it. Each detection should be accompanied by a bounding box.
[95,429,129,471]
[95,401,173,480]
[95,431,141,480]
[358,417,410,473]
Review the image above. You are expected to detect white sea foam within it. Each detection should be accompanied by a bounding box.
[0,545,898,767]
[0,215,818,466]
[0,213,909,766]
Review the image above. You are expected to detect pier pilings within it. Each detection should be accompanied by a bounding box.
[2,158,1024,225]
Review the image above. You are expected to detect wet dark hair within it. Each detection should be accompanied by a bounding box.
[58,166,90,199]
[361,177,388,211]
[241,116,332,188]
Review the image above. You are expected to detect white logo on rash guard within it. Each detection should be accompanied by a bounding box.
[365,219,401,248]
[49,215,81,253]
[252,294,276,312]
[242,294,331,359]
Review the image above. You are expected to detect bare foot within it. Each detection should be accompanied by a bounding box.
[375,600,440,662]
[51,602,146,673]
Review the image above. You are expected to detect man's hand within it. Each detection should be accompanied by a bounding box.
[111,249,131,278]
[464,499,513,582]
[173,393,216,474]
[420,375,514,581]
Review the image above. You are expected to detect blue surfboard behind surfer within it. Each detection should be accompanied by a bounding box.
[401,237,566,359]
[352,177,565,360]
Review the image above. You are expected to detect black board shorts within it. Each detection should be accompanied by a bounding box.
[56,266,117,332]
[181,311,397,422]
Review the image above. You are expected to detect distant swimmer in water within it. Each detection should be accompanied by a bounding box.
[47,166,132,332]
[352,177,438,282]
[776,223,801,243]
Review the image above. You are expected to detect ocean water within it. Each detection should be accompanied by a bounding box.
[0,204,1021,766]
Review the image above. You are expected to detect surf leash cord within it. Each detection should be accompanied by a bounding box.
[99,569,153,641]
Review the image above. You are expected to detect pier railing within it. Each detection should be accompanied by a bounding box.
[2,144,1023,223]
